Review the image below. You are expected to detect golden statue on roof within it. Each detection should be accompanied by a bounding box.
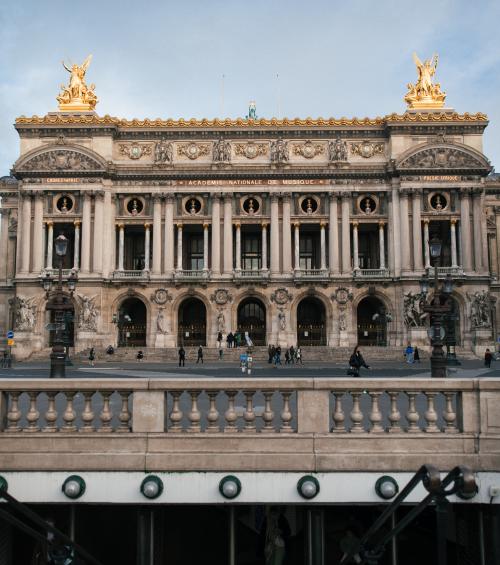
[57,55,98,112]
[404,52,446,110]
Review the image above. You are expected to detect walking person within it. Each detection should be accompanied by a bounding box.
[348,345,370,378]
[219,346,224,360]
[88,347,95,367]
[284,349,290,365]
[136,350,144,362]
[485,348,493,368]
[289,345,295,364]
[217,331,223,349]
[275,346,282,366]
[268,344,273,364]
[296,346,302,365]
[178,346,186,367]
[227,332,234,349]
[413,346,420,363]
[197,345,204,364]
[404,342,414,364]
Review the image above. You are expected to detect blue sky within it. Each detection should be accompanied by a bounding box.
[1,0,500,172]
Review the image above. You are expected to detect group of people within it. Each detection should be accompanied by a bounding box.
[223,331,248,348]
[268,345,302,366]
[403,343,421,364]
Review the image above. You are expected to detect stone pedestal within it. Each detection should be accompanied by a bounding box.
[471,328,495,356]
[338,330,349,348]
[12,331,43,360]
[410,327,431,351]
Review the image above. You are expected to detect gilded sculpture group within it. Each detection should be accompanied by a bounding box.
[56,52,447,114]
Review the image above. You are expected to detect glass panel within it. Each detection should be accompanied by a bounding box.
[242,234,262,270]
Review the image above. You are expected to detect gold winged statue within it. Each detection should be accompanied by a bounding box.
[57,55,98,111]
[404,52,446,109]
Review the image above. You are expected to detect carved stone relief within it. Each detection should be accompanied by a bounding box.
[270,138,289,164]
[328,138,348,162]
[177,143,210,160]
[403,291,427,327]
[151,289,173,305]
[210,288,233,305]
[234,142,268,159]
[399,147,485,169]
[350,141,385,159]
[271,288,293,305]
[10,296,37,331]
[119,143,153,160]
[20,150,103,171]
[154,139,173,164]
[293,141,325,159]
[467,290,494,329]
[76,294,99,331]
[212,138,231,163]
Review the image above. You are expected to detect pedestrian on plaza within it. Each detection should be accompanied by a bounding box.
[348,345,370,378]
[235,332,242,348]
[1,351,8,368]
[227,332,234,348]
[217,331,223,349]
[88,347,95,367]
[485,348,493,368]
[284,349,290,365]
[136,350,144,361]
[197,345,204,364]
[275,346,282,366]
[289,345,295,364]
[178,346,186,367]
[219,346,224,360]
[404,342,414,364]
[270,345,276,364]
[296,346,302,364]
[413,346,420,363]
[268,344,273,364]
[106,345,114,355]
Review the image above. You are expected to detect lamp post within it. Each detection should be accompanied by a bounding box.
[43,234,77,378]
[419,236,452,379]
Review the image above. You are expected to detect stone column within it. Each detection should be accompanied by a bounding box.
[270,195,280,274]
[93,192,104,274]
[378,221,386,270]
[176,224,183,271]
[0,210,9,280]
[282,195,292,273]
[472,188,483,272]
[80,193,91,273]
[496,209,500,279]
[73,221,80,271]
[234,222,241,271]
[117,224,125,271]
[352,221,359,271]
[341,192,351,273]
[399,189,411,271]
[480,190,489,271]
[411,189,423,271]
[15,194,23,275]
[450,219,458,268]
[223,195,233,274]
[460,188,473,272]
[203,222,209,271]
[20,194,31,273]
[102,191,115,278]
[329,193,339,275]
[423,219,430,270]
[294,222,300,271]
[46,220,54,270]
[320,222,326,271]
[32,194,44,273]
[211,195,221,275]
[391,180,401,276]
[261,222,268,271]
[164,196,175,276]
[152,196,162,275]
[144,223,151,271]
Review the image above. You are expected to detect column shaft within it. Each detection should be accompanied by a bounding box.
[391,182,401,276]
[118,225,125,271]
[0,211,9,279]
[320,223,326,270]
[460,189,473,271]
[176,224,183,271]
[102,192,114,278]
[423,220,430,269]
[80,194,91,273]
[21,195,31,273]
[294,223,300,270]
[270,196,280,274]
[93,194,104,273]
[282,196,292,273]
[412,191,423,271]
[329,195,339,275]
[341,193,351,273]
[164,197,174,275]
[450,219,458,268]
[379,222,385,270]
[152,197,162,274]
[32,195,44,273]
[261,223,268,270]
[399,191,411,271]
[144,224,151,271]
[15,196,23,274]
[472,190,483,272]
[211,196,221,275]
[223,196,233,274]
[480,191,489,271]
[46,221,54,270]
[73,222,80,270]
[235,224,241,271]
[203,223,209,270]
[352,222,359,271]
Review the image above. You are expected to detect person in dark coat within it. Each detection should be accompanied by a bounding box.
[227,332,234,348]
[485,348,493,368]
[197,345,203,364]
[88,347,95,367]
[348,345,370,377]
[136,350,144,361]
[413,346,420,363]
[178,346,186,367]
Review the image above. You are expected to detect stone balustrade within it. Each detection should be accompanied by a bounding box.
[0,378,498,472]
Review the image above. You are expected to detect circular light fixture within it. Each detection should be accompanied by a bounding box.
[0,476,8,492]
[140,475,164,499]
[62,475,86,499]
[219,475,242,499]
[297,475,320,499]
[456,482,478,500]
[375,476,399,500]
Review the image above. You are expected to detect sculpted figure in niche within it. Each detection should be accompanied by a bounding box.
[217,311,225,332]
[11,297,37,331]
[328,137,348,162]
[270,138,289,164]
[278,310,286,330]
[403,292,427,327]
[77,294,98,331]
[154,138,173,164]
[467,291,492,328]
[157,308,168,334]
[213,138,231,163]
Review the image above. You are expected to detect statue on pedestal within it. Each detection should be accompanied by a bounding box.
[404,52,446,109]
[57,55,98,111]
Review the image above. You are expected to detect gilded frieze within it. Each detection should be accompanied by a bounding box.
[177,143,210,160]
[350,141,385,159]
[234,142,268,159]
[119,143,153,160]
[293,141,325,159]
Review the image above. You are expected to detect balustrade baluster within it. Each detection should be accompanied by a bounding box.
[62,392,77,432]
[332,393,346,432]
[424,392,439,433]
[6,392,21,432]
[280,391,293,433]
[443,392,458,433]
[350,392,364,433]
[187,391,202,432]
[243,391,256,432]
[118,391,131,432]
[25,392,40,433]
[406,392,420,433]
[369,392,384,433]
[388,392,401,433]
[169,391,183,432]
[98,392,112,432]
[206,392,220,432]
[44,392,58,432]
[224,391,238,433]
[81,392,95,432]
[261,392,275,433]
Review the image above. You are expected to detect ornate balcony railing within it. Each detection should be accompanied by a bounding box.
[427,266,464,276]
[175,269,209,280]
[113,270,150,280]
[294,269,329,280]
[354,268,390,278]
[234,269,270,280]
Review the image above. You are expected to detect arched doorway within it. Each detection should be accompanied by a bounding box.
[237,298,266,345]
[118,297,147,347]
[357,296,388,346]
[178,298,206,346]
[297,297,326,346]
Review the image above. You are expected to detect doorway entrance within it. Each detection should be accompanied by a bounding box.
[357,296,388,346]
[297,297,326,345]
[178,298,207,346]
[117,297,147,347]
[237,299,266,345]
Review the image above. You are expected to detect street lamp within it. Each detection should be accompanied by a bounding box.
[43,234,77,378]
[419,236,452,378]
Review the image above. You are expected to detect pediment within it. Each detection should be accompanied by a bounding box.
[396,142,491,173]
[14,146,107,174]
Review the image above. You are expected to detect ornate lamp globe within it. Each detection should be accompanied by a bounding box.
[429,236,442,259]
[54,234,69,257]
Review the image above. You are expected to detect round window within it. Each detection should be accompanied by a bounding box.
[360,196,376,214]
[185,198,202,215]
[301,197,318,214]
[242,197,260,214]
[430,193,447,211]
[56,195,73,213]
[126,198,144,215]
